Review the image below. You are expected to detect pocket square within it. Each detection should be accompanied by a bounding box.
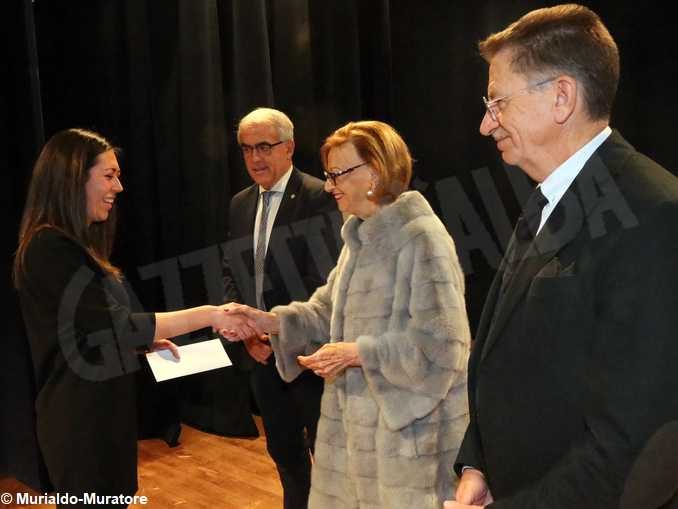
[536,257,575,278]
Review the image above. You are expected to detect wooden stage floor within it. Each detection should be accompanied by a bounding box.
[0,419,283,508]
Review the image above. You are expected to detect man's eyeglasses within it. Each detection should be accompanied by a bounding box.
[240,140,284,156]
[323,162,367,186]
[482,77,557,121]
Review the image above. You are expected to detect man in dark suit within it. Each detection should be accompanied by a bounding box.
[222,107,339,509]
[447,5,678,509]
[620,421,678,509]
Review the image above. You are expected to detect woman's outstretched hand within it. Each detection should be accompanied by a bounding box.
[211,303,263,340]
[151,338,181,360]
[215,303,280,339]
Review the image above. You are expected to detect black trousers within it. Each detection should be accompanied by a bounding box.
[249,357,324,509]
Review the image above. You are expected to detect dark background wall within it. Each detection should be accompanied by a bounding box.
[3,0,676,490]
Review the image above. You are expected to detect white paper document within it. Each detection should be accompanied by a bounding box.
[145,338,232,382]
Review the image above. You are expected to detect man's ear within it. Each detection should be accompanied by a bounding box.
[553,75,577,124]
[285,139,295,160]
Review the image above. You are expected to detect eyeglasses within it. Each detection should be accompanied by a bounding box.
[323,162,367,186]
[240,140,284,156]
[482,77,557,121]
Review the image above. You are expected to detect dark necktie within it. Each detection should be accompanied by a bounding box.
[499,187,548,295]
[491,186,548,342]
[512,186,548,262]
[516,187,549,243]
[254,191,272,310]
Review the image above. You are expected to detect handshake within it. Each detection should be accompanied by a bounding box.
[211,303,362,378]
[210,303,281,365]
[211,303,280,340]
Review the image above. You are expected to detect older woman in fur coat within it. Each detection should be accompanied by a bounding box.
[225,120,471,508]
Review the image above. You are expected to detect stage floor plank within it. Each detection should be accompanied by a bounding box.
[0,420,282,508]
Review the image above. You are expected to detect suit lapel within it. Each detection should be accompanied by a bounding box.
[248,189,259,227]
[240,186,260,304]
[234,185,259,239]
[265,168,302,266]
[479,157,605,361]
[272,168,302,227]
[480,243,555,361]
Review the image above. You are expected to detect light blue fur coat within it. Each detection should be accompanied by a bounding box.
[270,191,470,508]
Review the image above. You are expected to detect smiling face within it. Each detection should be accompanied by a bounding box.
[480,48,558,181]
[239,122,294,190]
[324,141,379,219]
[85,149,123,224]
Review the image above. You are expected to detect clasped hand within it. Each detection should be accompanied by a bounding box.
[298,342,360,379]
[211,303,263,340]
[211,303,277,340]
[211,304,361,378]
[443,468,493,509]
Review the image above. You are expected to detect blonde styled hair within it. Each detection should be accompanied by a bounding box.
[320,120,412,204]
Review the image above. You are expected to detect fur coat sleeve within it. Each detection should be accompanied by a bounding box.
[269,252,343,380]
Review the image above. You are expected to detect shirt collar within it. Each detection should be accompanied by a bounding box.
[539,126,612,205]
[259,165,294,195]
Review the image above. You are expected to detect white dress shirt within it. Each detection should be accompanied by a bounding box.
[253,166,294,255]
[537,126,612,233]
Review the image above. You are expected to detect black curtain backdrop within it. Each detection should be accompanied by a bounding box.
[4,0,677,491]
[2,0,51,492]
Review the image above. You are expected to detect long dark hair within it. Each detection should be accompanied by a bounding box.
[13,128,122,288]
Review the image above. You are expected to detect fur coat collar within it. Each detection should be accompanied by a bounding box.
[342,190,439,253]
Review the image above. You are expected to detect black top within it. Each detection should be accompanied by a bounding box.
[18,227,155,497]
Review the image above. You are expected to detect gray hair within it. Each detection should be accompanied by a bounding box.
[237,107,294,143]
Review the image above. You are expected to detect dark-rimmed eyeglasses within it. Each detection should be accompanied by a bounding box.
[323,162,368,186]
[482,77,557,121]
[240,140,284,157]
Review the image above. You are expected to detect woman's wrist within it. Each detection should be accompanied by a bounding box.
[350,343,362,367]
[267,312,280,335]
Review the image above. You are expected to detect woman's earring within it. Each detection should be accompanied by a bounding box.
[367,178,376,198]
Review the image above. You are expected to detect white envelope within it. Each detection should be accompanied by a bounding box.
[145,338,232,382]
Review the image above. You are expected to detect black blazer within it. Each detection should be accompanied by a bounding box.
[456,131,678,508]
[222,168,340,370]
[18,228,156,496]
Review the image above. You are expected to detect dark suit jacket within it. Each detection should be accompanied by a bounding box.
[620,421,678,509]
[456,131,678,508]
[222,167,340,370]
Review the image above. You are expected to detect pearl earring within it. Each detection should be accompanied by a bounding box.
[367,174,377,198]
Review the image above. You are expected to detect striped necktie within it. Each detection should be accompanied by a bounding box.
[255,191,272,309]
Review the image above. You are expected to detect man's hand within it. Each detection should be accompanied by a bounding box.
[243,334,273,364]
[444,468,493,508]
[297,342,360,379]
